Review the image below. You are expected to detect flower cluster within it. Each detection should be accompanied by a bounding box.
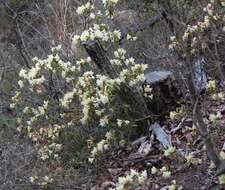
[209,111,222,126]
[126,33,137,41]
[143,84,153,99]
[182,1,222,42]
[169,36,179,50]
[185,153,202,166]
[102,0,119,18]
[30,175,54,186]
[76,2,94,16]
[61,88,77,108]
[219,174,225,185]
[41,175,54,186]
[17,101,61,163]
[72,24,121,45]
[29,175,38,183]
[207,80,216,94]
[151,166,171,178]
[119,63,147,87]
[26,124,64,160]
[212,92,225,102]
[164,146,177,157]
[102,0,119,6]
[117,119,130,128]
[77,71,122,125]
[167,180,183,190]
[169,107,185,122]
[89,131,114,163]
[110,169,147,190]
[10,91,22,108]
[19,65,45,87]
[70,0,148,132]
[206,80,225,102]
[17,46,79,94]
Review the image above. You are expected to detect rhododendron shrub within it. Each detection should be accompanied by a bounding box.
[11,0,150,163]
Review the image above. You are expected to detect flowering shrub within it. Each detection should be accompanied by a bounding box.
[11,0,150,165]
[11,45,80,160]
[168,0,225,182]
[169,0,225,58]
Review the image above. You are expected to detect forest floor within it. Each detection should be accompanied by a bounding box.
[92,89,225,190]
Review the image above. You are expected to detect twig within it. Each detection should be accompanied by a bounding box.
[171,115,188,134]
[135,115,153,122]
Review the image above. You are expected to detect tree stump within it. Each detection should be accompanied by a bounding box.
[144,70,181,116]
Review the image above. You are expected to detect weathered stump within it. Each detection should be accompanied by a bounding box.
[144,70,181,116]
